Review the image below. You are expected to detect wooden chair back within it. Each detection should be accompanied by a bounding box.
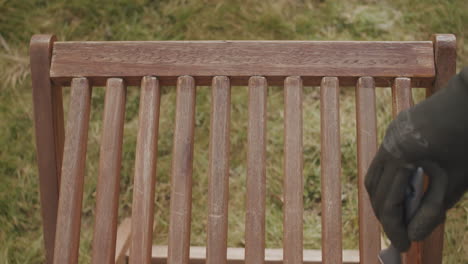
[30,34,456,264]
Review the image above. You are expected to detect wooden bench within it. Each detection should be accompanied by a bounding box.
[30,34,456,264]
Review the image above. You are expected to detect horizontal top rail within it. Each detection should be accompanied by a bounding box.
[50,41,435,87]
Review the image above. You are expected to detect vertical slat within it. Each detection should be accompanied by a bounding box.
[392,78,413,117]
[421,33,457,264]
[283,76,304,264]
[391,78,422,264]
[129,76,161,264]
[91,78,127,264]
[320,77,342,264]
[30,34,64,264]
[53,78,92,264]
[355,76,381,263]
[167,76,197,264]
[245,76,268,264]
[206,76,231,264]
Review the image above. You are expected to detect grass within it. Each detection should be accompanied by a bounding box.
[0,0,467,263]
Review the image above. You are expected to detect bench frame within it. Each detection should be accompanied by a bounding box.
[30,34,456,264]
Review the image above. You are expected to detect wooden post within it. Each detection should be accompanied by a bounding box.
[30,34,64,264]
[421,34,457,264]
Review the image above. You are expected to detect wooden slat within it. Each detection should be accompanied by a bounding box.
[30,34,64,264]
[91,78,127,264]
[283,76,304,264]
[245,76,268,264]
[115,218,132,264]
[50,41,435,87]
[149,246,361,264]
[320,77,342,264]
[392,78,413,117]
[420,34,457,264]
[53,78,92,264]
[355,77,381,263]
[129,76,161,264]
[207,76,231,264]
[391,77,421,264]
[167,76,197,264]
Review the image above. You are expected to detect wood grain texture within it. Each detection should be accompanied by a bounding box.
[245,76,268,264]
[355,77,380,264]
[390,78,422,264]
[167,76,197,264]
[320,77,342,264]
[53,78,92,264]
[129,77,161,264]
[115,218,132,264]
[283,76,304,264]
[391,78,413,117]
[206,76,231,264]
[91,78,127,264]
[50,41,435,87]
[420,34,457,264]
[30,34,63,264]
[148,246,361,264]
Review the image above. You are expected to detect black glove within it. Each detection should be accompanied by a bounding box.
[365,67,468,252]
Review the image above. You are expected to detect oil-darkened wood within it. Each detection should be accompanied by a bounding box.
[91,78,127,264]
[30,34,64,264]
[355,77,381,264]
[167,76,197,264]
[283,76,304,264]
[390,77,421,264]
[50,41,435,87]
[245,76,268,264]
[129,77,161,264]
[320,77,342,264]
[420,34,457,264]
[207,76,231,264]
[53,78,92,264]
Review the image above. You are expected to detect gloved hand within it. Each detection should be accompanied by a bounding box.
[365,67,468,252]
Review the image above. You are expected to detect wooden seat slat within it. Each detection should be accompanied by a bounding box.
[245,76,268,264]
[53,78,92,264]
[355,77,381,263]
[91,78,127,264]
[320,77,343,264]
[129,76,161,264]
[283,76,304,264]
[207,76,231,264]
[167,76,197,264]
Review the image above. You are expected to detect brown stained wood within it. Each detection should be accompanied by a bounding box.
[391,78,422,264]
[91,78,127,264]
[320,77,342,264]
[420,34,457,264]
[50,41,435,87]
[245,76,268,264]
[392,78,413,117]
[149,246,361,264]
[355,77,381,264]
[283,76,304,264]
[53,78,92,264]
[30,34,64,264]
[168,76,197,264]
[130,77,161,264]
[207,76,231,264]
[115,218,132,264]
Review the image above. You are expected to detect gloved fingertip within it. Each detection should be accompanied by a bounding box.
[394,237,411,252]
[408,211,445,241]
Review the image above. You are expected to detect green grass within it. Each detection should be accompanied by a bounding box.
[1,0,467,263]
